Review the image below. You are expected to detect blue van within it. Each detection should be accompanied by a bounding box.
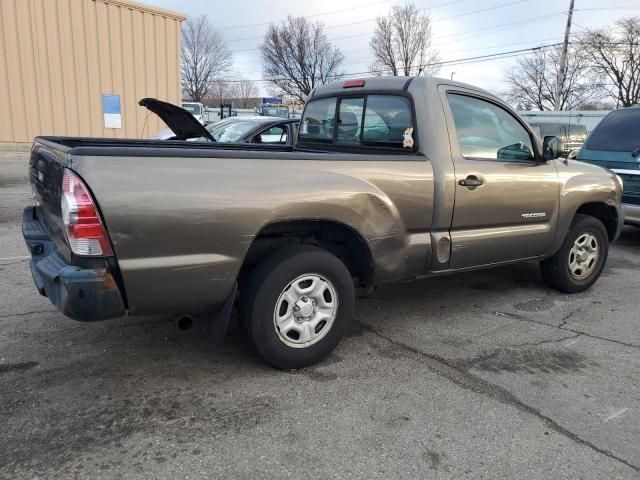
[577,106,640,225]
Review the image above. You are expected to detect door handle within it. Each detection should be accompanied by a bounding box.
[458,176,484,188]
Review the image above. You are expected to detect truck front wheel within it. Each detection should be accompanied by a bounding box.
[540,214,609,293]
[241,245,355,369]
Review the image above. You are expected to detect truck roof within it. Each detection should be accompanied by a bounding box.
[310,76,493,99]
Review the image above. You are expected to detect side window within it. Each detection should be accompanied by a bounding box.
[336,98,364,144]
[256,126,287,144]
[299,98,337,143]
[448,94,534,161]
[364,95,413,148]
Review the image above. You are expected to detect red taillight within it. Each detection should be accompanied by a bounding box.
[343,79,365,88]
[61,169,113,256]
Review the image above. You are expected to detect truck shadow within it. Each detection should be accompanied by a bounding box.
[615,225,640,247]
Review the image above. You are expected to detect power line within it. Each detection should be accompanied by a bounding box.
[222,42,561,83]
[327,0,533,41]
[433,11,565,41]
[232,37,565,76]
[218,0,392,30]
[226,0,477,42]
[230,10,566,56]
[574,5,640,12]
[225,0,533,47]
[434,0,528,22]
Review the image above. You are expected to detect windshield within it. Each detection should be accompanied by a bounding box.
[208,120,261,142]
[586,109,640,152]
[262,107,289,117]
[182,103,202,116]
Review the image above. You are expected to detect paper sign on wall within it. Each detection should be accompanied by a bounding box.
[103,94,122,129]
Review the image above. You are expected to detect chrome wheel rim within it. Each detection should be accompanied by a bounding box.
[273,274,338,348]
[568,232,599,281]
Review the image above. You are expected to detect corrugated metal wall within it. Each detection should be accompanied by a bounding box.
[0,0,185,143]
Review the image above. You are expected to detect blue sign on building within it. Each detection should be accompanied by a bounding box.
[261,97,283,105]
[102,94,122,129]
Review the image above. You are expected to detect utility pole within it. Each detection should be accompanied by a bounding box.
[555,0,575,110]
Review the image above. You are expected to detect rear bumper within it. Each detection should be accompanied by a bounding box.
[22,206,126,321]
[623,203,640,226]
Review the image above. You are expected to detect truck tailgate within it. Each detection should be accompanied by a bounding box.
[28,141,72,259]
[23,139,126,321]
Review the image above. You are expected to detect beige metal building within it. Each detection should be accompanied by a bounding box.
[0,0,185,144]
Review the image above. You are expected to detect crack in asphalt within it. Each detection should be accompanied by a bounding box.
[453,333,583,369]
[508,332,581,349]
[0,259,29,266]
[357,321,640,474]
[494,310,640,349]
[0,309,59,320]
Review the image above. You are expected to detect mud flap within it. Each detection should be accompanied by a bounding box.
[207,282,238,347]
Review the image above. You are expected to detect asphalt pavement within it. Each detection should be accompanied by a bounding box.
[1,150,638,479]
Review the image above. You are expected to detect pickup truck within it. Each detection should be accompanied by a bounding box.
[23,77,623,369]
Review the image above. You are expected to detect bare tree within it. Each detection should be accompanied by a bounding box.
[181,15,232,103]
[580,17,640,107]
[232,79,259,108]
[206,79,234,106]
[503,45,604,110]
[260,16,344,103]
[369,3,440,76]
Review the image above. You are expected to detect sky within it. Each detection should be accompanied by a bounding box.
[144,0,640,97]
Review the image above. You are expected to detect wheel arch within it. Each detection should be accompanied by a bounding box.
[551,197,621,257]
[240,219,375,287]
[575,202,619,241]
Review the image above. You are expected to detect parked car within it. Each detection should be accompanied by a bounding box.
[151,100,298,146]
[576,106,640,225]
[23,77,623,369]
[528,122,588,156]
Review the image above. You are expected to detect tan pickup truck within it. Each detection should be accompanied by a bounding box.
[23,77,623,368]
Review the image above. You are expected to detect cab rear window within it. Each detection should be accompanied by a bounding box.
[299,95,414,149]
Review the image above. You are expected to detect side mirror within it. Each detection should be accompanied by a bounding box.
[567,149,578,160]
[543,135,563,160]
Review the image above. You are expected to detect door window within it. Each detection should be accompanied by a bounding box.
[448,94,534,161]
[257,126,288,144]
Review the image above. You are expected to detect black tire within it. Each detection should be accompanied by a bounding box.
[540,214,609,293]
[240,245,355,369]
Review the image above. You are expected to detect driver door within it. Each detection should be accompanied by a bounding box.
[442,89,560,269]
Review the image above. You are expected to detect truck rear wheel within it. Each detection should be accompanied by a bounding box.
[241,245,355,369]
[540,214,609,293]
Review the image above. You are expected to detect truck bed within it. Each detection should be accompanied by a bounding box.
[30,136,433,316]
